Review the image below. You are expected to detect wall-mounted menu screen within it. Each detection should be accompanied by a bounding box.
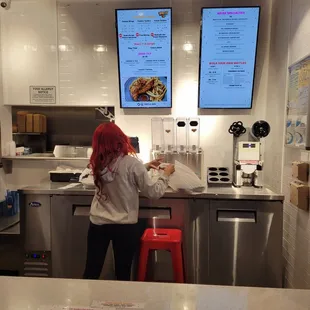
[116,8,172,108]
[199,7,260,109]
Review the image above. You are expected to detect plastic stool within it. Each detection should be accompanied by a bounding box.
[137,228,184,283]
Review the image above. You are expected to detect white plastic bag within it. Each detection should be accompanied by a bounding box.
[168,160,205,193]
[79,167,95,189]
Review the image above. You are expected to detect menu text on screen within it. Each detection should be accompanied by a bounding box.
[116,8,172,108]
[199,7,260,109]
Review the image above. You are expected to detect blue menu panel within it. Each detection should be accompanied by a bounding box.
[116,8,172,108]
[199,7,260,109]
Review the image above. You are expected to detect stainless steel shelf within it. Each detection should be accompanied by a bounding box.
[2,156,89,161]
[13,132,46,136]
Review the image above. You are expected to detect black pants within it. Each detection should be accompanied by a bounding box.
[83,222,140,281]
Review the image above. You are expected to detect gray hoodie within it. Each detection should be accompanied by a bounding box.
[90,155,169,225]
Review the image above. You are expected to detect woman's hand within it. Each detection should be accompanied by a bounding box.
[146,157,164,170]
[163,164,175,177]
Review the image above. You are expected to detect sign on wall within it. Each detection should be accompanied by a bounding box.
[30,86,56,104]
[286,55,310,149]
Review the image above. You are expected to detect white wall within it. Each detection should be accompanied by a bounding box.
[267,0,310,289]
[0,0,273,188]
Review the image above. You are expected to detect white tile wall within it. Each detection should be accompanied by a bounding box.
[0,0,273,180]
[0,0,58,106]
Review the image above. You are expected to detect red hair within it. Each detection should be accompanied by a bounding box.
[90,123,136,193]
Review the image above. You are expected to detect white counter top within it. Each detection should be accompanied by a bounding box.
[1,277,309,309]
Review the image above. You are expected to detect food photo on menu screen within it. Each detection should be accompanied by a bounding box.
[116,8,172,108]
[199,7,260,109]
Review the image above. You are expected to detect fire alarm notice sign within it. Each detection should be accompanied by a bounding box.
[30,86,56,104]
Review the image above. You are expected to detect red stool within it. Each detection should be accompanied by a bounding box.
[137,228,184,283]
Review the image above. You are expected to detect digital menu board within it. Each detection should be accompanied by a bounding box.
[199,7,260,109]
[116,8,172,108]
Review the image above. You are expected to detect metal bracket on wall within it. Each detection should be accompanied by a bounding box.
[1,159,12,174]
[95,107,115,122]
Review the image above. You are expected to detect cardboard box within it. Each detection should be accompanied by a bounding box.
[33,114,45,133]
[17,111,28,133]
[290,181,309,211]
[292,161,309,182]
[42,115,47,133]
[26,114,33,132]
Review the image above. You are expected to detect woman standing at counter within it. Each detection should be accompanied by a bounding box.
[83,123,175,281]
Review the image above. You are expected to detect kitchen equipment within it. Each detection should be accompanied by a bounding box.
[22,194,51,277]
[229,121,246,137]
[229,120,270,188]
[207,167,232,186]
[152,118,203,178]
[251,120,271,138]
[151,118,164,153]
[176,118,187,153]
[208,200,283,287]
[53,145,90,158]
[163,118,175,153]
[49,171,82,183]
[188,118,200,153]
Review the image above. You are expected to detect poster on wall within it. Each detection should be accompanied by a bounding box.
[286,55,310,149]
[30,86,56,104]
[198,7,260,109]
[116,8,172,108]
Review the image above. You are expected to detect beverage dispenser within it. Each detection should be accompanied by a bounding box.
[163,118,175,153]
[151,117,203,178]
[188,118,200,153]
[151,118,164,154]
[176,118,188,153]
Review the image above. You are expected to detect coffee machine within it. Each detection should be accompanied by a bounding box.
[229,121,270,188]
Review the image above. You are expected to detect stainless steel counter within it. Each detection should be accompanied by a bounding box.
[20,182,284,201]
[1,276,310,310]
[19,182,284,287]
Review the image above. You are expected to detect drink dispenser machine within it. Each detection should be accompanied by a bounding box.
[176,118,188,153]
[163,118,175,153]
[151,117,203,178]
[188,118,200,153]
[151,118,164,153]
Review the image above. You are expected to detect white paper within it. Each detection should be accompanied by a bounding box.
[58,183,80,190]
[30,86,56,104]
[39,306,94,310]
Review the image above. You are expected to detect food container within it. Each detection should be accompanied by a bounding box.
[49,171,82,183]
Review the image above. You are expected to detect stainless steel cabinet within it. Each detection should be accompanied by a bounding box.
[51,195,115,279]
[23,194,52,277]
[186,199,209,284]
[209,200,283,287]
